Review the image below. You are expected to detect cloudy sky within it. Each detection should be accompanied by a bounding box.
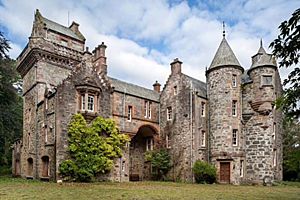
[0,0,298,89]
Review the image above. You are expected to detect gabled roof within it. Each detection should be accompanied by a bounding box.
[209,38,241,69]
[109,77,160,102]
[35,9,85,42]
[183,74,207,98]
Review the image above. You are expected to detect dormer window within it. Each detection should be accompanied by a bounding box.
[77,86,100,114]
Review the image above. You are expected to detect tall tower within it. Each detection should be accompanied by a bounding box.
[245,41,283,184]
[15,9,85,180]
[206,34,245,184]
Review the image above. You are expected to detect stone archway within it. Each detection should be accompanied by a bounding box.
[129,125,157,181]
[27,158,33,177]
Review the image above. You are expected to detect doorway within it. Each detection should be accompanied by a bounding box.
[220,162,230,183]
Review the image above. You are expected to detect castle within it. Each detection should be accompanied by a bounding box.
[12,10,283,185]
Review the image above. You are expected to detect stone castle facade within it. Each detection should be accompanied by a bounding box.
[12,10,283,185]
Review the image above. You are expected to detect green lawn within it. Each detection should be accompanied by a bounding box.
[0,177,299,200]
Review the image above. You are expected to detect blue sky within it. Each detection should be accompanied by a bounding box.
[0,0,298,88]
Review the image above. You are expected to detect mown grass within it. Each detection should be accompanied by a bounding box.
[0,177,299,200]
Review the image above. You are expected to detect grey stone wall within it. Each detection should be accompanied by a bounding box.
[207,66,245,185]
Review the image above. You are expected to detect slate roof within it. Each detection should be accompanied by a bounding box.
[241,71,252,84]
[183,74,207,98]
[109,77,160,102]
[36,9,85,42]
[250,46,276,70]
[209,38,241,69]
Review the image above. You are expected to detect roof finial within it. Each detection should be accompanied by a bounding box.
[260,38,263,47]
[222,21,226,38]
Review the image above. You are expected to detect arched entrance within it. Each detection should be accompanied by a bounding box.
[14,153,21,176]
[41,156,49,177]
[27,158,33,177]
[129,125,157,181]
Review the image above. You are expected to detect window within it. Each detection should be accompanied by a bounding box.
[122,159,126,172]
[144,101,151,119]
[81,94,85,111]
[45,127,48,143]
[87,95,94,111]
[240,160,244,177]
[144,101,148,118]
[201,102,205,117]
[27,133,31,148]
[167,107,172,121]
[232,74,237,87]
[148,102,152,119]
[174,86,178,95]
[232,129,238,146]
[262,75,273,86]
[232,100,237,116]
[166,134,171,149]
[201,131,206,147]
[127,106,132,121]
[146,138,153,151]
[61,39,68,46]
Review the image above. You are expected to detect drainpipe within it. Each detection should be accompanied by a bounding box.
[206,68,210,163]
[190,82,194,181]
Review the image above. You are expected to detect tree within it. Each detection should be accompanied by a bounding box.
[145,149,172,180]
[0,32,23,172]
[59,114,129,182]
[282,117,300,181]
[270,8,300,119]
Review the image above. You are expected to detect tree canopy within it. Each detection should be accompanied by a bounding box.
[0,31,23,171]
[270,8,300,119]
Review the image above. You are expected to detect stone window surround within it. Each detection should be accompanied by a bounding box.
[146,137,154,151]
[232,100,237,117]
[273,149,277,167]
[76,85,100,113]
[261,74,274,87]
[232,129,238,146]
[201,102,206,117]
[127,105,132,122]
[232,74,237,87]
[201,130,206,147]
[144,100,152,119]
[167,106,172,121]
[166,133,171,149]
[240,160,244,177]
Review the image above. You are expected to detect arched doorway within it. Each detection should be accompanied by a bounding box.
[129,125,157,181]
[41,156,49,177]
[27,158,33,177]
[14,153,21,176]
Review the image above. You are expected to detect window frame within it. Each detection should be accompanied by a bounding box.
[232,100,237,117]
[167,106,172,121]
[127,105,132,122]
[201,130,206,147]
[240,160,244,177]
[232,129,238,146]
[146,137,154,151]
[232,74,237,87]
[201,102,205,117]
[87,95,95,112]
[261,74,273,86]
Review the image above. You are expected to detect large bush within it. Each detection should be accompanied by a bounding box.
[59,114,129,182]
[145,149,171,180]
[193,160,216,184]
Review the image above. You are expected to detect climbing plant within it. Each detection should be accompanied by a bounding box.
[59,114,129,182]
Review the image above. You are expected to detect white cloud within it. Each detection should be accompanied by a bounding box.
[0,0,297,87]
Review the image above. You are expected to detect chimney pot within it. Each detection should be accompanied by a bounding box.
[153,80,161,92]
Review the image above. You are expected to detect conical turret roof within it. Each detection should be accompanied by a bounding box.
[209,38,241,70]
[249,40,276,72]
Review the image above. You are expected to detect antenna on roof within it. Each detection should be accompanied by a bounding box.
[222,21,226,38]
[68,11,70,26]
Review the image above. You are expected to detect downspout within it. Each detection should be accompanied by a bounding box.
[190,82,194,181]
[122,88,126,131]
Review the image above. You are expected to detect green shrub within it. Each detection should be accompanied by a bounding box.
[193,160,216,184]
[145,149,171,180]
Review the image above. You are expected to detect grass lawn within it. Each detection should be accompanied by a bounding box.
[0,177,299,200]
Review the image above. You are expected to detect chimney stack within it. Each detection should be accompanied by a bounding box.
[69,21,79,32]
[170,58,182,75]
[153,80,161,92]
[93,42,107,75]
